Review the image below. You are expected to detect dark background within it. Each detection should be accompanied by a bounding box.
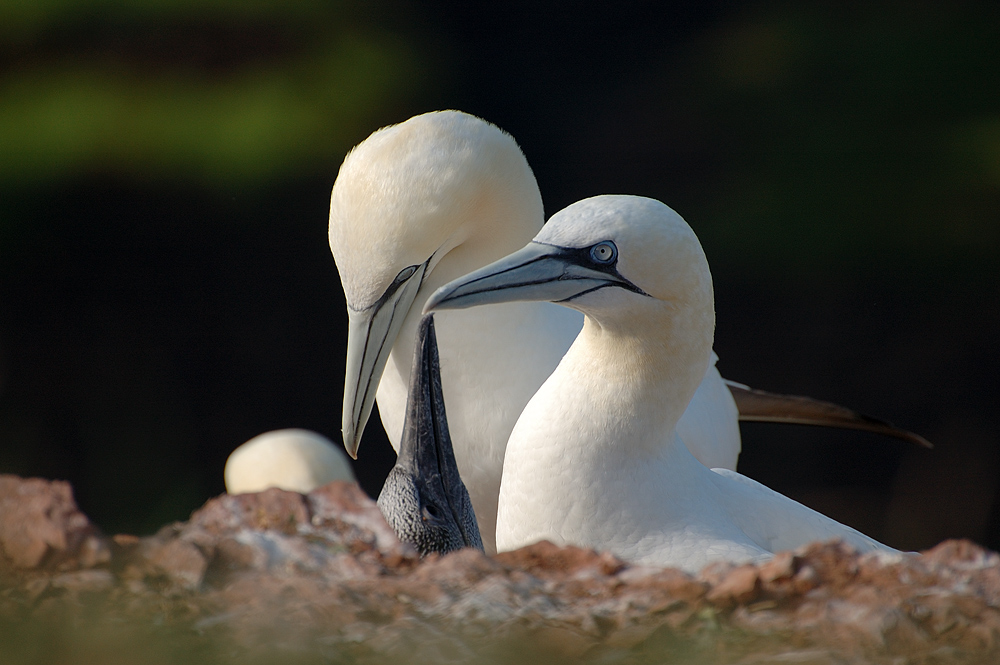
[1,1,997,552]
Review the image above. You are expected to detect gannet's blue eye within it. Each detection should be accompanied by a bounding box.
[590,241,617,264]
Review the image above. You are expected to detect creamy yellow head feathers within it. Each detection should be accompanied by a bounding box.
[329,111,543,310]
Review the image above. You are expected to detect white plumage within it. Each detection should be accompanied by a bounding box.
[224,429,355,495]
[426,195,895,572]
[329,111,740,552]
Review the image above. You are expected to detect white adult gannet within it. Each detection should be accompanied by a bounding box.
[329,111,739,551]
[426,195,895,572]
[224,429,355,494]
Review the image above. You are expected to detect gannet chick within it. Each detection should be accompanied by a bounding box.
[329,110,738,550]
[378,314,483,556]
[426,195,896,572]
[224,429,355,494]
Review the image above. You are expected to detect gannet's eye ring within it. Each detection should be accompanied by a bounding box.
[590,241,617,264]
[396,265,418,283]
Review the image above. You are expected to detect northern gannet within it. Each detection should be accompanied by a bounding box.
[426,195,896,572]
[378,313,483,556]
[224,429,355,494]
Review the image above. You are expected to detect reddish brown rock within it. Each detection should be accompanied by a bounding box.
[622,566,706,607]
[144,538,208,590]
[494,540,626,577]
[758,550,799,585]
[2,474,1000,665]
[0,475,110,571]
[705,563,761,606]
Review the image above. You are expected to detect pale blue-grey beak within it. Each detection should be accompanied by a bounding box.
[424,241,643,313]
[342,260,428,458]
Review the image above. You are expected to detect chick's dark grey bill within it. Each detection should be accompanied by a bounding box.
[377,314,484,556]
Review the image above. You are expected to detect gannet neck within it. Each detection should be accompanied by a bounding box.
[562,308,714,450]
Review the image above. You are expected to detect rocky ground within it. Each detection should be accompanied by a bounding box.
[2,474,999,664]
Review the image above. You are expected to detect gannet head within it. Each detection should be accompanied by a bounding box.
[377,314,483,556]
[329,110,543,457]
[426,194,716,441]
[224,429,355,495]
[425,195,715,332]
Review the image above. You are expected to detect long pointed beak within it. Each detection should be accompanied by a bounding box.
[424,241,638,313]
[395,313,482,550]
[342,261,428,458]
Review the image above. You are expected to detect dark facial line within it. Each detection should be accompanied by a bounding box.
[557,283,617,303]
[535,242,650,297]
[354,293,399,431]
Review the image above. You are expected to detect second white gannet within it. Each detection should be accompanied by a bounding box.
[426,195,896,572]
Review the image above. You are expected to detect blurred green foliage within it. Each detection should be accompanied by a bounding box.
[1,0,332,28]
[0,608,777,665]
[0,0,996,268]
[0,0,424,186]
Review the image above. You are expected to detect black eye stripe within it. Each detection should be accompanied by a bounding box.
[396,264,418,284]
[538,241,620,275]
[369,264,420,309]
[531,240,649,298]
